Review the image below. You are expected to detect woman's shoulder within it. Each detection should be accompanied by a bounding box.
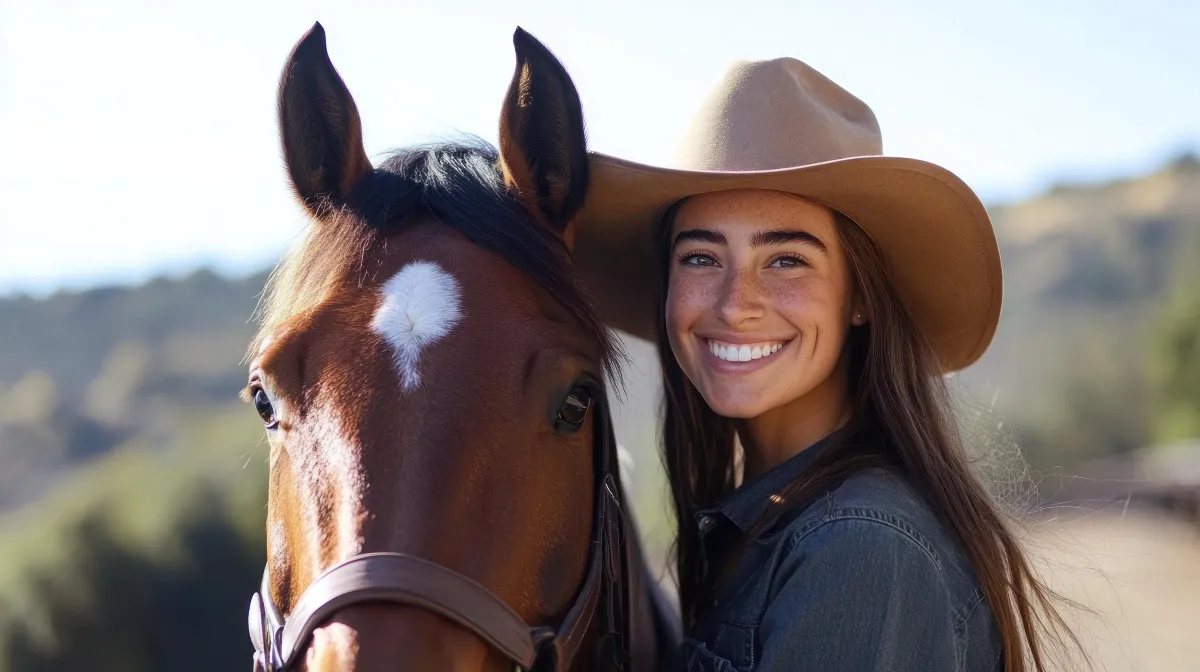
[693,468,1003,672]
[778,467,989,617]
[687,468,1002,671]
[812,468,946,553]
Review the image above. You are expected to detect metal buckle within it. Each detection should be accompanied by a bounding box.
[268,624,285,670]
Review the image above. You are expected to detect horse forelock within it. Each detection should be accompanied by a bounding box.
[249,138,623,388]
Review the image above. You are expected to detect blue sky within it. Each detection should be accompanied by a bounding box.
[1,0,1197,296]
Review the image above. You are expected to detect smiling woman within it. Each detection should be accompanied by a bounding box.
[569,55,1086,671]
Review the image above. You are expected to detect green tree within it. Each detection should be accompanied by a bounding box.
[0,494,263,672]
[1151,235,1200,441]
[0,406,267,672]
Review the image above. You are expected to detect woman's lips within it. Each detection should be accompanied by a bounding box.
[698,336,795,373]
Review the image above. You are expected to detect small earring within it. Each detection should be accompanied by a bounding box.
[852,312,864,325]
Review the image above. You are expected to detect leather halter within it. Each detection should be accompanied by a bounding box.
[247,399,630,671]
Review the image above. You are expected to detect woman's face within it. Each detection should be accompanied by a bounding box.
[666,189,860,418]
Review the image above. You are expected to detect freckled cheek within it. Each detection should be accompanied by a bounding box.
[665,279,713,370]
[665,277,714,334]
[767,282,837,331]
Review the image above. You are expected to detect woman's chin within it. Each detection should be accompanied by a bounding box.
[702,391,771,419]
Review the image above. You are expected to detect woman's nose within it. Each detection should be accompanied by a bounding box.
[716,268,765,328]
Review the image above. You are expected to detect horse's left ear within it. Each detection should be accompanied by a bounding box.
[498,28,589,244]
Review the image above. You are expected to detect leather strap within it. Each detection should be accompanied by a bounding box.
[287,553,544,668]
[250,519,610,671]
[538,482,609,670]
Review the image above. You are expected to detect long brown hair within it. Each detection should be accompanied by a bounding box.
[656,202,1084,672]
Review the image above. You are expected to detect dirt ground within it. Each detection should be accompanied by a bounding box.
[1025,510,1200,671]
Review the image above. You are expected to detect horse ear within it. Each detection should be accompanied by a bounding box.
[498,28,589,242]
[277,22,372,214]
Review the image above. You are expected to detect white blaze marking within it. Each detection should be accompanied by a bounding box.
[296,404,366,559]
[371,261,463,390]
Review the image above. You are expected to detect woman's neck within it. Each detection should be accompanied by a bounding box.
[735,358,854,483]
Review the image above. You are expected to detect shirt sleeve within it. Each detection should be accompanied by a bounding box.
[756,518,958,672]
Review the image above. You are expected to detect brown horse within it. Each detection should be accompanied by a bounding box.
[241,22,678,672]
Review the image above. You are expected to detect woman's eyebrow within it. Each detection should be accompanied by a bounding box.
[750,229,827,253]
[673,228,727,247]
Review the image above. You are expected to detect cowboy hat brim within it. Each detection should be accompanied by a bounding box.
[572,152,1003,373]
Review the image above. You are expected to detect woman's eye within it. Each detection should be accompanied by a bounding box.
[768,254,807,269]
[556,386,593,432]
[677,252,718,267]
[252,387,279,429]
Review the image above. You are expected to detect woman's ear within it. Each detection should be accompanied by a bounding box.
[850,301,869,326]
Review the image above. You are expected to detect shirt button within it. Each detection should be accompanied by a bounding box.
[698,515,716,532]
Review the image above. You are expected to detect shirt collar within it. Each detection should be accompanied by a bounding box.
[695,432,837,537]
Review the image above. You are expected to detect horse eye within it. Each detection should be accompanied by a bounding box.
[556,386,592,431]
[253,387,279,429]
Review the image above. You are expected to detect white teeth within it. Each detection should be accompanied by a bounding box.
[705,339,788,362]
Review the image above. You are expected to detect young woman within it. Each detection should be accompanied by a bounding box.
[573,58,1080,670]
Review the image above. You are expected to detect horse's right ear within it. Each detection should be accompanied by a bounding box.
[497,28,589,243]
[277,22,372,215]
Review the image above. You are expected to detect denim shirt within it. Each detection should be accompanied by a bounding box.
[682,439,1003,671]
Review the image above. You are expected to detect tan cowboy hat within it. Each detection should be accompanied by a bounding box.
[572,57,1002,372]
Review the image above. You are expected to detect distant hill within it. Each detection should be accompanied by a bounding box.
[0,153,1197,511]
[0,269,266,508]
[0,268,267,396]
[960,152,1200,465]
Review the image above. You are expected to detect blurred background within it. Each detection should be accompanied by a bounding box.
[1,1,1198,669]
